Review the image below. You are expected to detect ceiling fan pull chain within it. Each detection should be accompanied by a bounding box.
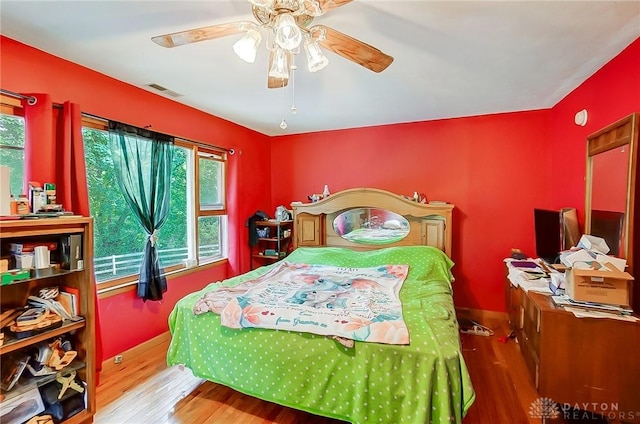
[280,77,288,130]
[291,55,297,114]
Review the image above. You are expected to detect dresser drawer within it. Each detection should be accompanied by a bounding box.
[519,332,540,390]
[522,293,541,355]
[507,284,523,329]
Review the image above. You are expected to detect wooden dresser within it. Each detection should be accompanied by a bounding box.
[506,276,640,422]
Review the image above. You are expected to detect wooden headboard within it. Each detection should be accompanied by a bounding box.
[291,188,453,257]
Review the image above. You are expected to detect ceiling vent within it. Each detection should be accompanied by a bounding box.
[146,83,183,98]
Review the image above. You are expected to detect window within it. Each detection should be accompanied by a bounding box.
[197,150,226,261]
[82,119,227,285]
[0,96,26,197]
[199,152,224,210]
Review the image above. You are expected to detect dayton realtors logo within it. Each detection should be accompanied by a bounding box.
[528,397,560,420]
[528,398,639,421]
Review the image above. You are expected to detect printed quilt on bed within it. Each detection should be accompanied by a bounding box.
[195,261,410,344]
[167,246,476,424]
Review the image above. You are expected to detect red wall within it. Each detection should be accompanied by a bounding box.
[0,36,272,359]
[98,266,227,357]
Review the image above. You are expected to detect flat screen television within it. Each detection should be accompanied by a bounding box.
[534,208,563,264]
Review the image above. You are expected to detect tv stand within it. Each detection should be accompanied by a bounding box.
[505,269,640,423]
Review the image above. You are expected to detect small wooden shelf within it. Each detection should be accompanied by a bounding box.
[257,236,291,242]
[255,220,293,226]
[1,268,82,288]
[250,220,293,270]
[1,360,86,402]
[0,319,86,355]
[252,253,287,260]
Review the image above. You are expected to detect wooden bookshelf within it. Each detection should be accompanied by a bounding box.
[1,217,96,424]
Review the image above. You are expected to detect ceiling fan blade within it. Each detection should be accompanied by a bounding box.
[303,0,353,15]
[310,25,393,73]
[151,21,254,48]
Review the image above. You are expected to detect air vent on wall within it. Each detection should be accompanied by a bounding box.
[146,83,183,98]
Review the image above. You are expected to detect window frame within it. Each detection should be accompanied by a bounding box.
[193,145,227,263]
[1,94,23,115]
[197,149,226,212]
[0,95,26,197]
[81,118,229,295]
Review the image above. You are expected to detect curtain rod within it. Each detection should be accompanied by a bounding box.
[81,112,234,154]
[0,92,233,154]
[0,89,37,105]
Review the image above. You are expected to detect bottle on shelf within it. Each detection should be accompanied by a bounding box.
[323,184,330,198]
[9,194,18,215]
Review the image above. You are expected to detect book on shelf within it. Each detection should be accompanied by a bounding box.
[9,241,58,254]
[60,285,80,316]
[27,296,73,321]
[56,291,77,317]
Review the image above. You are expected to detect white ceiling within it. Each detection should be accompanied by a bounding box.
[1,1,639,136]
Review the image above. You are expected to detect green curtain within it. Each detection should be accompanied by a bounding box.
[108,121,174,301]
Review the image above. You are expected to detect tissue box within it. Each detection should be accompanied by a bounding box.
[566,263,634,307]
[1,269,31,285]
[13,253,34,270]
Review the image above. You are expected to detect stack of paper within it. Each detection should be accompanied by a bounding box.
[563,307,638,322]
[505,259,552,294]
[560,234,627,271]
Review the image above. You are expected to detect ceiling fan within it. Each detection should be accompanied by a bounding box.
[151,0,394,89]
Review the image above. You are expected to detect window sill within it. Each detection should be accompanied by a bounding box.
[97,257,228,299]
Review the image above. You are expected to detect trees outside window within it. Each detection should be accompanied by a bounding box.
[0,113,26,197]
[83,125,226,284]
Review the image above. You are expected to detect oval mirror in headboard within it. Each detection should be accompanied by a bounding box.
[333,208,410,245]
[291,187,454,256]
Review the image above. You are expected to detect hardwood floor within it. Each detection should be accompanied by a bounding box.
[94,321,603,424]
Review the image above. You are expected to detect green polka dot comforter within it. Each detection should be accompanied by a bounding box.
[167,246,476,424]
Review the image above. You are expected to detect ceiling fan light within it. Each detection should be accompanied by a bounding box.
[274,13,302,51]
[268,47,290,79]
[304,39,328,72]
[233,28,262,63]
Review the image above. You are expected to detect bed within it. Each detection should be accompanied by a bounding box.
[167,188,475,423]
